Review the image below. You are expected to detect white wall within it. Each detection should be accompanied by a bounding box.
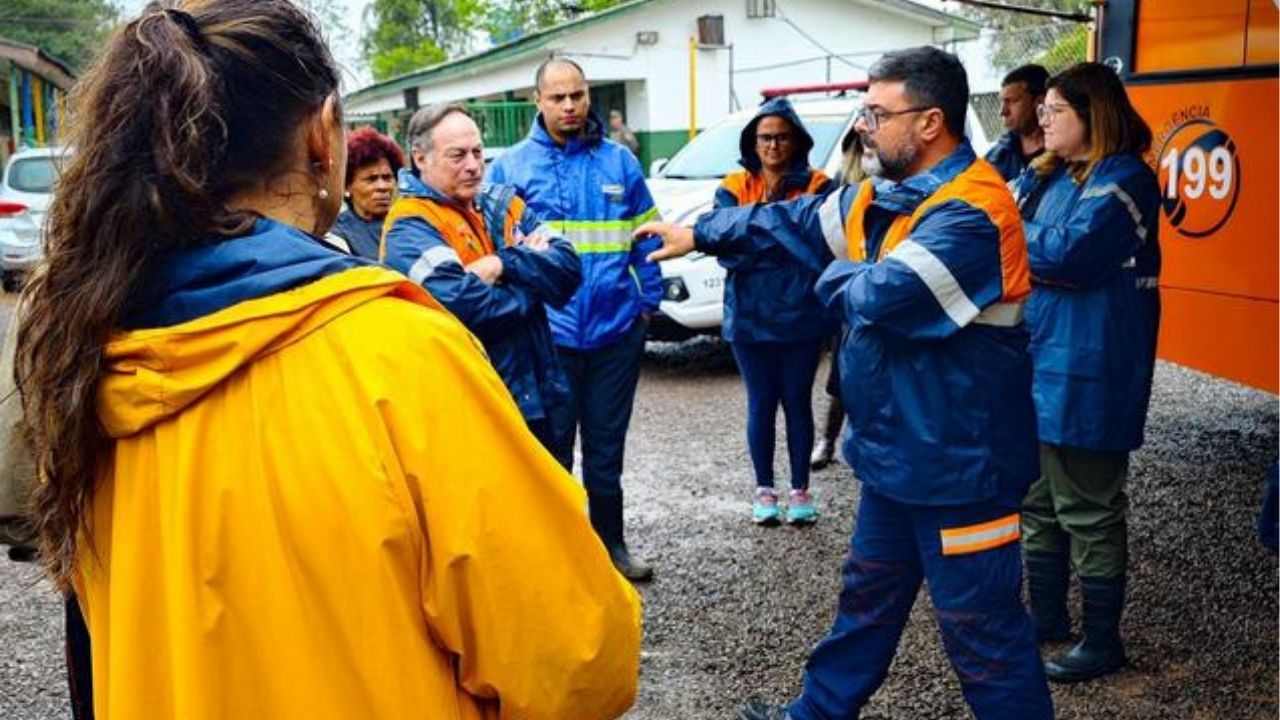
[347,0,952,134]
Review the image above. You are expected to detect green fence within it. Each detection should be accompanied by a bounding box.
[469,101,536,149]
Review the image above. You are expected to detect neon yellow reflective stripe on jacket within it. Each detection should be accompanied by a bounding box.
[549,208,659,254]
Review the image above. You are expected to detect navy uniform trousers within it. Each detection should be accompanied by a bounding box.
[788,486,1054,720]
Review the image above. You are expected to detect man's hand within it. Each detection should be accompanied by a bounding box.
[520,229,551,252]
[466,255,504,284]
[634,222,696,262]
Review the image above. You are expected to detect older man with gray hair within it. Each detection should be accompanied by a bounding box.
[382,103,581,452]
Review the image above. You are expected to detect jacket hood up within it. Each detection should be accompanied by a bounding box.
[738,96,815,175]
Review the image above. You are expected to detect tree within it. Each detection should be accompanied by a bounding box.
[957,0,1091,73]
[0,0,117,71]
[361,0,631,80]
[363,0,485,81]
[480,0,628,45]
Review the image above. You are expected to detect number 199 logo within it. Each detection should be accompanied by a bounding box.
[1156,118,1241,238]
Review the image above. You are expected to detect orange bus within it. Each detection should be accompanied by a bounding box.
[1097,0,1278,393]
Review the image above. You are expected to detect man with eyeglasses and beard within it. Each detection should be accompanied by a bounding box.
[637,46,1053,720]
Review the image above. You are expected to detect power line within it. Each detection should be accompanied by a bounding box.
[772,2,864,72]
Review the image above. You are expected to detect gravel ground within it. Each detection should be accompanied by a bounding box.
[1,330,1276,720]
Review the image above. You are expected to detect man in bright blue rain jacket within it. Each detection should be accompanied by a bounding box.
[638,47,1054,720]
[381,105,581,452]
[489,58,663,582]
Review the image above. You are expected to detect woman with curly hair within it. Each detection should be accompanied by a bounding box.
[329,125,404,259]
[14,2,641,717]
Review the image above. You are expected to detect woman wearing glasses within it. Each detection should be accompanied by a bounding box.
[713,97,834,526]
[1013,62,1161,683]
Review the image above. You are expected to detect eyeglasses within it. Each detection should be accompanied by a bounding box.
[1036,102,1074,123]
[856,105,934,132]
[756,132,794,146]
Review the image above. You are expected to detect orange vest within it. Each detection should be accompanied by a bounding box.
[843,159,1031,304]
[722,168,830,206]
[380,192,527,265]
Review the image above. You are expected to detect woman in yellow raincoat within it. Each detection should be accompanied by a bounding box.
[14,2,641,719]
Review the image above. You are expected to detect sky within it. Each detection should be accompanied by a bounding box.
[114,0,373,87]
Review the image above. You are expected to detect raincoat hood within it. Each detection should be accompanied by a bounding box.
[100,219,431,438]
[738,96,816,175]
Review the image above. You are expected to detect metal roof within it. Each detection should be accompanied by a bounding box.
[0,37,76,90]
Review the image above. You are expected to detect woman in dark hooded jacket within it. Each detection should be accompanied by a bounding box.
[712,97,834,526]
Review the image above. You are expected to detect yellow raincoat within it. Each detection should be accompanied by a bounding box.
[77,222,641,720]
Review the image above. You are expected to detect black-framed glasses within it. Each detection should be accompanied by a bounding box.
[756,132,794,146]
[856,105,935,132]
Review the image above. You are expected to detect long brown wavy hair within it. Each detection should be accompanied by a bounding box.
[15,0,340,590]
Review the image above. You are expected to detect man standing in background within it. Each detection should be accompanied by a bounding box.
[490,58,663,582]
[609,109,641,157]
[986,64,1048,182]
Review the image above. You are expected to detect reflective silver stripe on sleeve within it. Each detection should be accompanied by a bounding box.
[887,240,982,327]
[971,301,1024,327]
[1081,183,1148,241]
[818,191,847,259]
[408,245,462,284]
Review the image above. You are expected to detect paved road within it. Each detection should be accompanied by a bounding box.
[1,308,1276,719]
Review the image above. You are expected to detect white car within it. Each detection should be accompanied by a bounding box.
[645,90,990,341]
[0,146,66,291]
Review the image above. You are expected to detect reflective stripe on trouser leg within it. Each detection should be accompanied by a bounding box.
[1046,443,1130,578]
[924,501,1054,720]
[790,489,923,720]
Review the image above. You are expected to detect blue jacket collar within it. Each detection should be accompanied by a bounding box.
[120,218,367,330]
[529,111,606,154]
[396,168,491,212]
[396,168,451,202]
[871,141,977,215]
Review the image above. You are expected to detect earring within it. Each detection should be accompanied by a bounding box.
[318,187,330,200]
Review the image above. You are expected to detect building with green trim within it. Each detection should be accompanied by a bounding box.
[344,0,976,171]
[0,37,75,165]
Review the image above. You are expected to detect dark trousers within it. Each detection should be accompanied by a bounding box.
[790,487,1053,720]
[546,318,646,501]
[66,594,94,720]
[730,338,823,491]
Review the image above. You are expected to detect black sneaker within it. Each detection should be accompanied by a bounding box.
[738,699,791,720]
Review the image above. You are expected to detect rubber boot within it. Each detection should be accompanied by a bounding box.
[1025,550,1073,643]
[589,492,653,583]
[1045,575,1127,683]
[809,395,844,470]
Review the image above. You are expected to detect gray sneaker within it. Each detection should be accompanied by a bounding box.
[738,699,791,720]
